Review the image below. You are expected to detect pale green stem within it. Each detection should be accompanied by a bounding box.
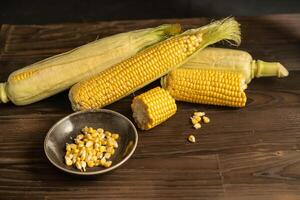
[251,60,289,79]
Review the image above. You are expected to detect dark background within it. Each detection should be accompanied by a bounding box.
[1,0,300,24]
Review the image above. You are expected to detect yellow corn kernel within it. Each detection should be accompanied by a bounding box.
[95,160,101,167]
[112,133,119,140]
[87,161,95,168]
[94,142,100,149]
[91,131,98,138]
[65,158,73,166]
[72,154,78,163]
[203,116,210,124]
[99,146,106,152]
[73,148,79,154]
[111,148,115,155]
[76,134,84,140]
[81,161,87,172]
[97,152,103,159]
[162,68,247,107]
[106,146,114,154]
[104,152,111,159]
[113,140,118,148]
[97,128,104,134]
[77,141,84,148]
[92,155,98,162]
[103,161,112,168]
[82,126,89,133]
[106,138,113,147]
[86,134,93,140]
[193,123,201,129]
[194,112,205,117]
[188,135,196,143]
[105,131,112,137]
[66,144,71,152]
[75,161,82,171]
[85,141,94,148]
[70,144,77,150]
[191,116,201,125]
[131,87,177,130]
[100,157,106,166]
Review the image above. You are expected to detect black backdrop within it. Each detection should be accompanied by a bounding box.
[1,0,300,24]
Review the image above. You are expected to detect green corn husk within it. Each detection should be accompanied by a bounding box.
[0,24,181,105]
[69,17,241,111]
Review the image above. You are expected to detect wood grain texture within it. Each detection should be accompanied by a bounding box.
[0,14,300,199]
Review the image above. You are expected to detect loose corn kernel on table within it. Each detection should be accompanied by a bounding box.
[0,14,300,199]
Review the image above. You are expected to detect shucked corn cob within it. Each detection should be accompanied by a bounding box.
[69,17,241,111]
[0,24,180,105]
[161,68,247,107]
[181,47,289,83]
[131,87,177,130]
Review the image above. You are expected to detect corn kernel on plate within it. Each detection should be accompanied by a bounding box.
[44,109,138,175]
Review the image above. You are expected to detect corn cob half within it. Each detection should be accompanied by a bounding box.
[69,17,241,111]
[161,68,247,107]
[182,47,289,83]
[0,24,180,105]
[131,87,177,130]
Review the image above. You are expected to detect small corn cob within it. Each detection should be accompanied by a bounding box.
[182,47,289,83]
[161,68,247,107]
[131,87,177,130]
[69,17,241,110]
[0,24,180,105]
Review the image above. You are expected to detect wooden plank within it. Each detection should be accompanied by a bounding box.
[219,151,300,200]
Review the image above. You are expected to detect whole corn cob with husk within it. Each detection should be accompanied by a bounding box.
[131,87,177,130]
[69,17,241,111]
[0,24,181,105]
[161,68,247,107]
[181,47,289,83]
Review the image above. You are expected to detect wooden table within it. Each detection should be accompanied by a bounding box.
[0,14,299,199]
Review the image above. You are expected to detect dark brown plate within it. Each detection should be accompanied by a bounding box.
[44,109,138,175]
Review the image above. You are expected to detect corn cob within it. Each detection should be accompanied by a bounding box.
[131,87,177,130]
[161,68,247,107]
[0,24,180,105]
[182,47,289,83]
[69,17,241,111]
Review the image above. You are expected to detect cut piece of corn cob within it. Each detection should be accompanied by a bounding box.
[0,24,181,105]
[69,17,241,111]
[182,47,289,84]
[131,87,177,130]
[161,68,247,107]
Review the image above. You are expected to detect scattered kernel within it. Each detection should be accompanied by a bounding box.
[193,123,201,129]
[188,135,196,143]
[203,116,210,124]
[194,112,205,117]
[190,111,210,128]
